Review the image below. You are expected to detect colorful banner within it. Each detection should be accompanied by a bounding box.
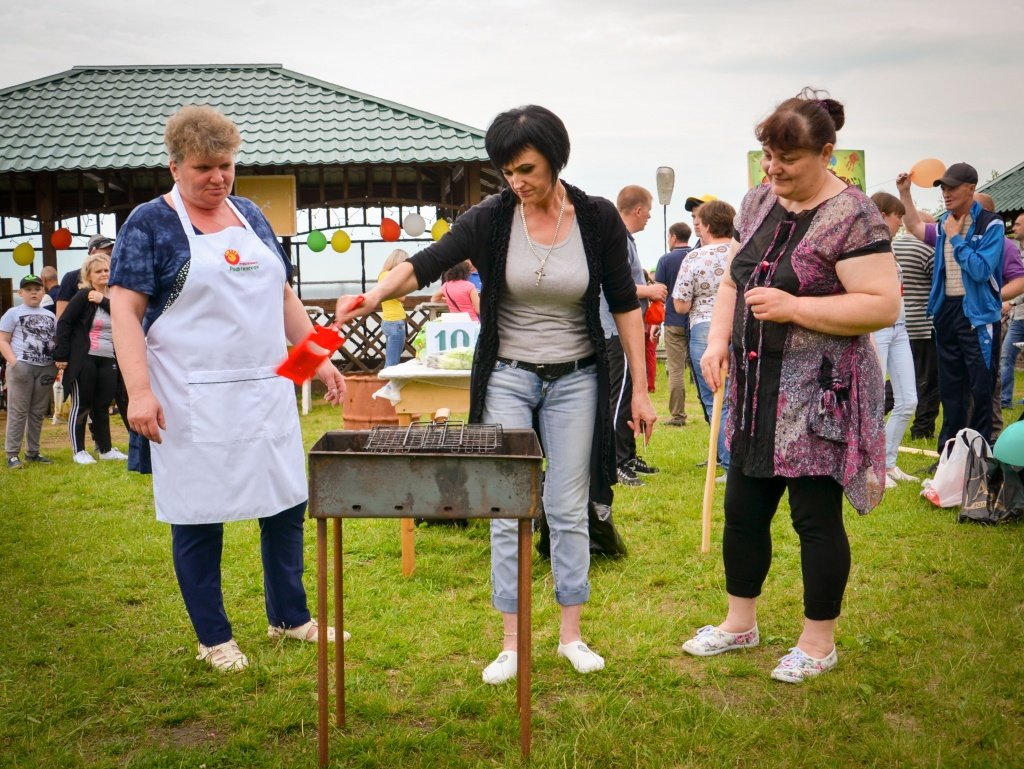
[747,150,866,192]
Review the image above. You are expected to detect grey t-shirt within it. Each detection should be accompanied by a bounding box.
[599,233,645,337]
[497,216,594,363]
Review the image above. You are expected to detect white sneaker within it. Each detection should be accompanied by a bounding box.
[557,640,605,674]
[482,650,518,685]
[98,447,128,461]
[884,474,897,490]
[73,450,97,465]
[886,466,918,483]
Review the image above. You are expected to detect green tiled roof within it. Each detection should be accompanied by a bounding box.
[0,64,488,173]
[979,160,1024,214]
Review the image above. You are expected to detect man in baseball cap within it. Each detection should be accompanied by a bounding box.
[683,193,717,213]
[897,161,1004,453]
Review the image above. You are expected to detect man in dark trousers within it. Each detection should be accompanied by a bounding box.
[654,222,692,426]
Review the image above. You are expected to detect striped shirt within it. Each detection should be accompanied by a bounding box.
[892,234,934,340]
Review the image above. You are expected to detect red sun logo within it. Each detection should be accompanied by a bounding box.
[224,249,241,265]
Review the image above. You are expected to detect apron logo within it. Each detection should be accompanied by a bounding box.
[224,249,241,265]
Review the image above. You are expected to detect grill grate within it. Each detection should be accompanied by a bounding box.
[364,420,503,454]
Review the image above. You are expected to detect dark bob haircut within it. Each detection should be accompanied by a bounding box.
[485,105,570,183]
[755,87,845,154]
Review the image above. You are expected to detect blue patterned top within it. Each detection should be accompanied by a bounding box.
[109,195,290,331]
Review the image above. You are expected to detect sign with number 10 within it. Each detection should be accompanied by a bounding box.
[424,320,481,355]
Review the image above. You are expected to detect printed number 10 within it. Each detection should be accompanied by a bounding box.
[432,329,471,351]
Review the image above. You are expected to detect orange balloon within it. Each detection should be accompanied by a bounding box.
[51,228,73,249]
[910,158,945,188]
[380,218,401,242]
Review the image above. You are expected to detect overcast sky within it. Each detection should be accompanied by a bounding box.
[4,0,1024,279]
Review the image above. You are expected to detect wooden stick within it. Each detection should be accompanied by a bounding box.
[898,445,939,458]
[701,366,727,554]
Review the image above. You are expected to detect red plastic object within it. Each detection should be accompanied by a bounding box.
[276,296,365,384]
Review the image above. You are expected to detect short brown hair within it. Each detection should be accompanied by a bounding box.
[616,185,653,213]
[755,87,845,154]
[668,222,692,243]
[694,200,736,240]
[164,105,242,164]
[870,192,905,218]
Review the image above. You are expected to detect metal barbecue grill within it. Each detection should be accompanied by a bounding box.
[307,426,543,766]
[364,420,502,454]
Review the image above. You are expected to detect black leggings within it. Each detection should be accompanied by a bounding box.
[722,469,850,621]
[69,355,118,454]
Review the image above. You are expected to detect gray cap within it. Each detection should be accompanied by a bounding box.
[87,234,115,251]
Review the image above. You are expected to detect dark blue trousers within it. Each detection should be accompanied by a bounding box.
[933,297,999,451]
[171,501,311,646]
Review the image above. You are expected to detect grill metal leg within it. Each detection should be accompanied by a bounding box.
[334,518,345,728]
[516,518,532,758]
[401,518,415,576]
[316,518,328,768]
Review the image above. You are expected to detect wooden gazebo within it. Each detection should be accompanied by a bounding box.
[0,64,501,367]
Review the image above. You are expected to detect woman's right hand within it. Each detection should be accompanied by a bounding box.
[895,172,911,194]
[127,389,166,443]
[332,293,373,328]
[700,338,730,392]
[88,290,104,304]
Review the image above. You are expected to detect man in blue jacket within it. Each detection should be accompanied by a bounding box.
[898,163,1005,448]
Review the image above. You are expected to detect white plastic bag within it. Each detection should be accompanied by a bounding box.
[921,428,991,508]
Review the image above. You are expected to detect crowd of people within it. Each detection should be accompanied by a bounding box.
[4,87,1022,688]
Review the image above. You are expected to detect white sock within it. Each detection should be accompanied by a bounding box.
[557,641,605,673]
[482,650,518,685]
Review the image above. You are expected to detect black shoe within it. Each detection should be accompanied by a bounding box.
[7,456,23,470]
[616,465,644,487]
[664,417,687,427]
[25,454,54,465]
[630,457,659,474]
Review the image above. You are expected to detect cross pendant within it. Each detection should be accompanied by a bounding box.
[534,266,545,286]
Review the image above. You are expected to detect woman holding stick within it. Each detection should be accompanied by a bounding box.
[687,88,898,682]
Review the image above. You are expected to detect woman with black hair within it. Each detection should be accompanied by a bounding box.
[336,104,655,684]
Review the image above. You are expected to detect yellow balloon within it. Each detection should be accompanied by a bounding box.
[12,242,34,266]
[331,230,351,253]
[431,219,450,241]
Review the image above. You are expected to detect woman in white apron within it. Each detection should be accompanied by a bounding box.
[110,105,348,672]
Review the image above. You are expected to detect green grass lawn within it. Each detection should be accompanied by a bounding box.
[1,365,1022,768]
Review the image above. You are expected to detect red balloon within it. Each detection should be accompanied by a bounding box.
[51,227,73,250]
[380,218,401,242]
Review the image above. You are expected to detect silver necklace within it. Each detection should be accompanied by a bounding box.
[519,187,567,286]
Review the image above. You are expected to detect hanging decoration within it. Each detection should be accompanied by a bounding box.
[380,218,401,242]
[402,213,426,237]
[331,230,352,253]
[306,231,327,252]
[12,242,34,266]
[431,219,450,241]
[51,228,73,250]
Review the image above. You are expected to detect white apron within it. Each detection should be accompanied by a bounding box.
[147,185,306,524]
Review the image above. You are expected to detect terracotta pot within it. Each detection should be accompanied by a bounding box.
[342,373,398,430]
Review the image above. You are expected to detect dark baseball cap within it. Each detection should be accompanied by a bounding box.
[88,233,115,251]
[933,162,978,188]
[20,274,43,288]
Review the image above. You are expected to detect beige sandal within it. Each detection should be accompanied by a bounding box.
[267,619,350,643]
[196,639,249,672]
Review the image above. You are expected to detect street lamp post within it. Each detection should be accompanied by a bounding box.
[655,166,675,254]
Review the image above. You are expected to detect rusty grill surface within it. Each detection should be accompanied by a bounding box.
[364,420,502,454]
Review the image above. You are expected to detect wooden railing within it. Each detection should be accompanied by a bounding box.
[303,297,447,374]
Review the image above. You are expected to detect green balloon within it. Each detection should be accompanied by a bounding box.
[307,231,327,252]
[994,421,1024,466]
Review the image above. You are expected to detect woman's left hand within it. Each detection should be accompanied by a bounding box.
[744,286,797,324]
[628,391,657,442]
[317,359,347,405]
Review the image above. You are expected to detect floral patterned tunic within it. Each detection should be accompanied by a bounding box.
[727,183,891,513]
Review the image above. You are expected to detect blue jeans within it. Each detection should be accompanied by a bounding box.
[482,361,597,613]
[873,322,918,468]
[381,320,407,368]
[689,322,730,468]
[1001,318,1024,406]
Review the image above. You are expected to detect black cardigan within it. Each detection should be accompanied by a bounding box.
[54,288,119,392]
[409,182,639,505]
